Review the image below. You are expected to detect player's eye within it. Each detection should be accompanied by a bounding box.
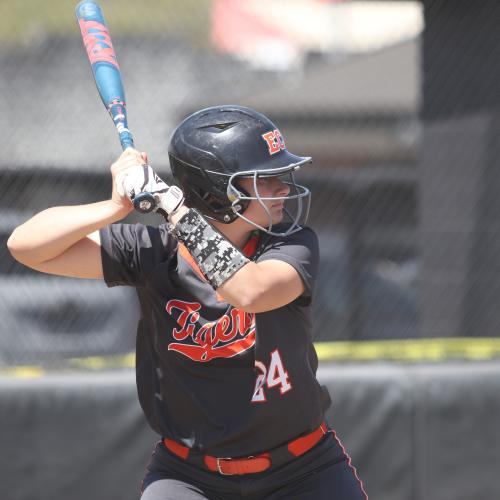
[256,177,273,187]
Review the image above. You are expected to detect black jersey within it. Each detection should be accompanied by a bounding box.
[100,223,330,457]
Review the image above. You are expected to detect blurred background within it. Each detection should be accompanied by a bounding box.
[1,1,499,499]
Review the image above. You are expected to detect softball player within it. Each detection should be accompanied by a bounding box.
[8,106,367,500]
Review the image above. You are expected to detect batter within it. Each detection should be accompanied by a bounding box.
[8,105,367,500]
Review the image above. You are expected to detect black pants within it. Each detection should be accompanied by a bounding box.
[141,431,367,500]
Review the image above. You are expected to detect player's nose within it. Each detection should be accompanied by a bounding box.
[274,177,290,197]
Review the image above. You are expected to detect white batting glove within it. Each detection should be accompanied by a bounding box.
[116,163,166,198]
[116,164,184,215]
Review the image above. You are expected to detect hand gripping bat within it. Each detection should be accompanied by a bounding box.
[75,0,158,213]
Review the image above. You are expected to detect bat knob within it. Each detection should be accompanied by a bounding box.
[133,192,157,213]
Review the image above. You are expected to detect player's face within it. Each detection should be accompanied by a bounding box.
[236,176,291,228]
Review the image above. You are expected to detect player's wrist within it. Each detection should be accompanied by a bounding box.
[157,185,185,217]
[167,203,189,225]
[107,197,134,220]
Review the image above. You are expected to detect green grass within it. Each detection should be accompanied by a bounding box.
[0,0,212,44]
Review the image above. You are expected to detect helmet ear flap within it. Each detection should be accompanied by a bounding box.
[171,155,252,223]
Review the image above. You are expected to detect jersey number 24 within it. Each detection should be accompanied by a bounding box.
[251,349,292,403]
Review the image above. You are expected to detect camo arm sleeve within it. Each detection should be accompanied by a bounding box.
[171,209,249,289]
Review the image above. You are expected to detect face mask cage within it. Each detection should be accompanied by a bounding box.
[227,164,311,237]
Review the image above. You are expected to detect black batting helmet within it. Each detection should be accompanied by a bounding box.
[168,105,312,236]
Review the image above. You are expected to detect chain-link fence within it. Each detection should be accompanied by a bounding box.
[1,0,498,365]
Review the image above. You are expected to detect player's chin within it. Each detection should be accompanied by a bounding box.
[252,206,284,228]
[268,209,285,225]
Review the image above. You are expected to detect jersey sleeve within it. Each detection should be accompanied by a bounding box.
[99,223,177,287]
[257,227,320,304]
